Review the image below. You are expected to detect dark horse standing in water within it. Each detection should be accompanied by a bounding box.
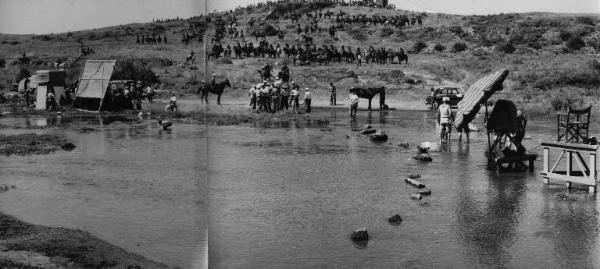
[199,79,231,105]
[349,86,385,111]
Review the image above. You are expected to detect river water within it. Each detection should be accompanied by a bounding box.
[1,109,599,269]
[208,108,600,269]
[0,115,207,269]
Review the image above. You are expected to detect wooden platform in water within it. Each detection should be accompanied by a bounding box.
[540,140,599,193]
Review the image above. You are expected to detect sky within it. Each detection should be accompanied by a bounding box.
[0,0,598,34]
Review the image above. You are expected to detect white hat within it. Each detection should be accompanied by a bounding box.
[442,97,450,102]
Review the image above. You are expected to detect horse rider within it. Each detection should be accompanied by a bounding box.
[211,74,217,88]
[437,97,453,142]
[262,63,272,80]
[329,82,336,106]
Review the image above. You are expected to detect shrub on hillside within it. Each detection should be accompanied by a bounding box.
[412,41,427,53]
[379,27,394,38]
[452,42,467,52]
[496,42,516,54]
[576,16,597,26]
[348,27,368,41]
[448,25,464,36]
[111,59,159,86]
[433,44,446,52]
[566,36,585,51]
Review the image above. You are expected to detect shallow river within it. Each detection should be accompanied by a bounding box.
[0,115,207,269]
[208,108,600,269]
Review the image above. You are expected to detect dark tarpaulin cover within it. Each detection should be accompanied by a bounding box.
[486,99,518,133]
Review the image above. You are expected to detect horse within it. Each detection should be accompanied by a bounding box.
[396,52,408,65]
[200,79,231,105]
[349,86,385,111]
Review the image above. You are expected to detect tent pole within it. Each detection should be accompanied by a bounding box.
[97,63,105,112]
[486,103,491,151]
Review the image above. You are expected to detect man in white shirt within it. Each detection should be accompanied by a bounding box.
[304,88,312,114]
[437,97,453,142]
[349,93,359,117]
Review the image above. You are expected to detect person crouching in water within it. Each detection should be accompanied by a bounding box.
[437,97,453,142]
[165,96,178,112]
[349,92,359,117]
[304,88,312,115]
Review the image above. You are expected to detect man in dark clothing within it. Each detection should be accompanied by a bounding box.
[329,82,336,106]
[261,64,272,81]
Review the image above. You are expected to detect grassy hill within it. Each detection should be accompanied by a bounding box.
[1,2,599,117]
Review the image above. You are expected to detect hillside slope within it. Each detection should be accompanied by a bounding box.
[1,3,599,116]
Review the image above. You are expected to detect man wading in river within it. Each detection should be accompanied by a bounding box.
[438,97,453,142]
[304,88,312,115]
[349,92,359,117]
[329,82,336,106]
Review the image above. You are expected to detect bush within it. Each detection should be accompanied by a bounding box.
[566,36,585,51]
[0,58,5,68]
[412,41,427,53]
[576,16,596,26]
[348,27,368,41]
[496,42,516,53]
[559,30,572,41]
[379,27,394,38]
[452,42,467,52]
[111,59,160,86]
[448,25,463,36]
[433,44,445,52]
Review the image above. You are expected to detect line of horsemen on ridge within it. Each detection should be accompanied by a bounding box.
[210,42,408,65]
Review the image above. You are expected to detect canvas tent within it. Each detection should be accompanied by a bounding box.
[73,60,116,112]
[21,70,66,110]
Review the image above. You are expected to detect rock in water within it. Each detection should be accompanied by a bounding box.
[388,214,403,225]
[361,128,377,135]
[411,194,423,200]
[405,178,426,188]
[398,142,410,148]
[351,228,369,241]
[413,153,433,162]
[369,131,388,142]
[418,188,432,196]
[60,143,76,151]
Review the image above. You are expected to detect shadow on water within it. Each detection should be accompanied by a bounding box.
[540,187,598,268]
[456,171,527,267]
